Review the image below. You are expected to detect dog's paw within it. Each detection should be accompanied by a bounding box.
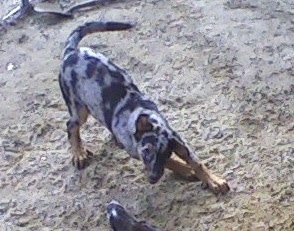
[202,175,230,194]
[72,149,93,170]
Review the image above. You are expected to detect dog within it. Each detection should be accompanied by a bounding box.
[58,21,229,194]
[107,200,161,231]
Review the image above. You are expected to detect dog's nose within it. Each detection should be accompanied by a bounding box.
[149,176,160,184]
[148,169,164,184]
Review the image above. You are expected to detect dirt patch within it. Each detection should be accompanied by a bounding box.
[0,0,293,230]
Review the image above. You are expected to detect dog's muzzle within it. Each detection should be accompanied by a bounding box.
[148,170,164,184]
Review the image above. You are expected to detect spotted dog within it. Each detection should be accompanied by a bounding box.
[58,21,229,194]
[107,200,161,231]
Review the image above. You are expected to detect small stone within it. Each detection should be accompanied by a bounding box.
[18,34,29,44]
[6,63,15,71]
[0,199,10,214]
[40,156,47,161]
[285,189,292,196]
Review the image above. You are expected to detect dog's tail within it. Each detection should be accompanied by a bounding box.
[63,21,134,57]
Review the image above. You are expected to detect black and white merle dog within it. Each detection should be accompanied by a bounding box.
[58,21,229,194]
[107,200,161,231]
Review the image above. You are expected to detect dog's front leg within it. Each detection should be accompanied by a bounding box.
[165,156,199,181]
[170,135,230,194]
[185,155,229,194]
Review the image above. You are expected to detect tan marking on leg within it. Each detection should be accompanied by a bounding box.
[69,124,88,168]
[187,160,229,194]
[172,138,230,194]
[165,155,199,181]
[68,106,92,170]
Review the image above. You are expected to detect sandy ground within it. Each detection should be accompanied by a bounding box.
[0,0,293,230]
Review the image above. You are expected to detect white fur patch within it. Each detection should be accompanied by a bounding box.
[111,208,118,218]
[107,200,120,219]
[80,47,109,64]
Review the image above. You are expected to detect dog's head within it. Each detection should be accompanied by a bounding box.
[107,200,160,231]
[107,200,137,231]
[134,113,174,184]
[107,200,161,231]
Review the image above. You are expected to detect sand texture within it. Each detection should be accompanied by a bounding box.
[0,0,293,230]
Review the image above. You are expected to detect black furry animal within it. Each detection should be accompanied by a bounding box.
[107,200,161,231]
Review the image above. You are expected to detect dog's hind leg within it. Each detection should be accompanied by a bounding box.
[67,102,93,170]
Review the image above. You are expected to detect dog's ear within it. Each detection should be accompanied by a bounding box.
[107,201,138,231]
[169,132,195,161]
[135,114,153,139]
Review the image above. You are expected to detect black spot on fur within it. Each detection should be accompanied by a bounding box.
[103,83,128,108]
[155,148,171,168]
[102,83,127,130]
[114,93,159,128]
[142,135,158,147]
[109,69,125,82]
[59,73,72,115]
[155,127,160,133]
[97,63,108,77]
[95,76,104,86]
[86,62,96,77]
[162,130,168,138]
[63,53,79,73]
[104,108,113,131]
[84,54,109,83]
[107,60,128,83]
[95,64,109,85]
[70,70,78,88]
